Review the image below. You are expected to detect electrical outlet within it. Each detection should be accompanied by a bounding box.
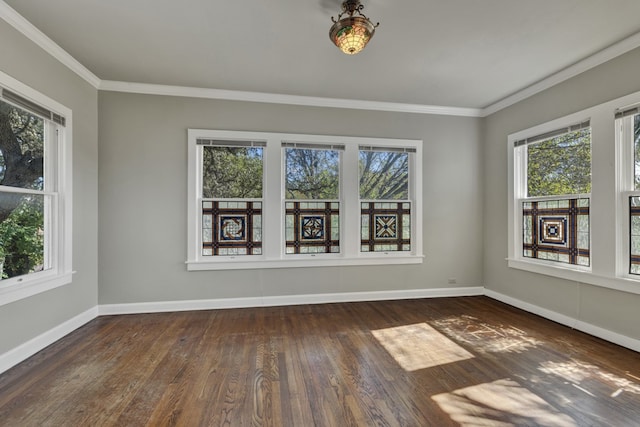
[447,277,457,284]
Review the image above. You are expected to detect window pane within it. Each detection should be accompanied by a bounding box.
[359,151,408,200]
[0,99,45,191]
[634,115,640,190]
[522,197,590,266]
[360,202,411,252]
[285,201,339,254]
[0,192,46,280]
[202,201,262,256]
[630,196,640,274]
[202,146,263,199]
[285,148,339,199]
[527,129,591,197]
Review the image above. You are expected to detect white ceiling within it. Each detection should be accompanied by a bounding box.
[5,0,640,110]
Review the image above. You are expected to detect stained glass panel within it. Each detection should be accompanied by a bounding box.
[202,201,262,256]
[361,202,411,252]
[522,198,589,266]
[630,196,640,274]
[285,201,339,254]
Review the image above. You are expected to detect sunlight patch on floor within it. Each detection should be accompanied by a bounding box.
[371,323,473,371]
[432,378,577,427]
[432,315,542,354]
[539,360,640,396]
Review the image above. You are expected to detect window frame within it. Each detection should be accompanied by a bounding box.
[507,92,640,296]
[508,110,594,279]
[615,107,640,279]
[0,71,73,307]
[514,121,593,269]
[187,129,423,271]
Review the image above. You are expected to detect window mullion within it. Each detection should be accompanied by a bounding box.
[342,145,360,256]
[187,132,200,262]
[263,138,283,258]
[513,145,526,259]
[411,147,423,256]
[616,117,633,276]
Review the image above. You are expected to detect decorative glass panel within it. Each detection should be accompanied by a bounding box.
[359,150,408,200]
[285,201,339,254]
[285,148,339,199]
[202,146,263,198]
[527,129,591,197]
[630,196,640,274]
[361,202,411,252]
[522,198,590,266]
[202,201,262,256]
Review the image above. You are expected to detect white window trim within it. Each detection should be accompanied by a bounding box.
[0,70,73,306]
[187,129,423,270]
[507,90,640,296]
[614,104,640,280]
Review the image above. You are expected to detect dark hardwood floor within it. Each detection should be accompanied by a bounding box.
[0,296,639,426]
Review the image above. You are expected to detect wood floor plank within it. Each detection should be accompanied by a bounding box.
[1,296,639,426]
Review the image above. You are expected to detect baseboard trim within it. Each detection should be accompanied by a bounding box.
[4,286,638,376]
[0,306,98,374]
[98,286,485,315]
[485,289,640,353]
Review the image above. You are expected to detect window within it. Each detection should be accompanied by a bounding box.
[615,106,640,276]
[512,120,591,268]
[508,90,640,295]
[359,147,413,253]
[199,139,264,256]
[187,130,423,270]
[0,72,72,306]
[284,143,341,254]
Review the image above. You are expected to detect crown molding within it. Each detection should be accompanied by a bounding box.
[0,1,101,88]
[482,31,640,117]
[99,80,484,117]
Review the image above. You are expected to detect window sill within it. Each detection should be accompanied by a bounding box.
[187,254,425,271]
[0,271,74,307]
[507,258,640,295]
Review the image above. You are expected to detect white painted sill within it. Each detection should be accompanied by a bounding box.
[0,271,74,307]
[187,254,425,271]
[507,258,640,295]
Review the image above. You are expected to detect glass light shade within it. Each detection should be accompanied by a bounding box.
[330,16,376,55]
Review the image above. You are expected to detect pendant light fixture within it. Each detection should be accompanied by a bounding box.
[329,0,379,55]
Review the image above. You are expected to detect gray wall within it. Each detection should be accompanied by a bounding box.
[6,1,638,359]
[0,21,98,354]
[98,93,483,304]
[483,46,640,341]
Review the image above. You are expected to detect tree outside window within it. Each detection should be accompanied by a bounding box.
[0,99,46,279]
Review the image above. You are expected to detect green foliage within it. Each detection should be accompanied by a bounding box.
[202,147,263,198]
[359,151,408,200]
[0,101,44,190]
[527,129,591,197]
[1,100,46,280]
[0,195,44,279]
[286,148,339,199]
[203,145,411,202]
